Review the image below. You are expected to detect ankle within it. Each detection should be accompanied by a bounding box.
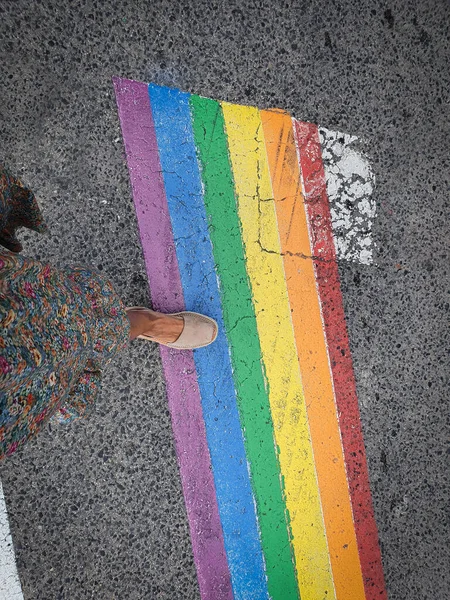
[127,309,156,340]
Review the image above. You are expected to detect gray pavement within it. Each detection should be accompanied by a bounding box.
[0,0,449,599]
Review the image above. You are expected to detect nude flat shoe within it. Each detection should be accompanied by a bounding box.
[126,307,218,350]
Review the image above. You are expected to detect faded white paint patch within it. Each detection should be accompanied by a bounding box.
[319,127,376,265]
[0,482,23,600]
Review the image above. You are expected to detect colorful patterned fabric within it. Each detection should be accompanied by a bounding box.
[0,167,130,460]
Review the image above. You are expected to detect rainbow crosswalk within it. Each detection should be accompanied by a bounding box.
[114,78,387,600]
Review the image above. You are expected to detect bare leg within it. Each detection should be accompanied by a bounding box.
[127,309,184,343]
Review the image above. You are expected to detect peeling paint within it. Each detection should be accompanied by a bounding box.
[319,127,376,265]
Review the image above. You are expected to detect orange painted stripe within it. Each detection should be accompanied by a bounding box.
[261,110,366,600]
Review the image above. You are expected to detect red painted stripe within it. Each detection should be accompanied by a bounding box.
[294,120,387,600]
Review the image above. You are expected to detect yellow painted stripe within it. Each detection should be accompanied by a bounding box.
[222,102,336,600]
[261,110,366,600]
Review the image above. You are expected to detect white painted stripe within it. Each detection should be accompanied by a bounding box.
[0,481,23,600]
[319,127,376,265]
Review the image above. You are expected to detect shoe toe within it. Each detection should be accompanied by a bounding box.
[168,312,218,349]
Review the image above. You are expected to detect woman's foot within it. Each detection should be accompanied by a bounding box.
[126,307,218,349]
[126,308,184,343]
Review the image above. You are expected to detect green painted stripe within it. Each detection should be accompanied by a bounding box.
[190,95,300,600]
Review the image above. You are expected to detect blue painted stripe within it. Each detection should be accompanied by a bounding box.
[149,83,269,600]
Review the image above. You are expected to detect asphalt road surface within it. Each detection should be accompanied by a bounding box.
[0,1,449,599]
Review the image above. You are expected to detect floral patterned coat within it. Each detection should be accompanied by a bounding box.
[0,166,129,459]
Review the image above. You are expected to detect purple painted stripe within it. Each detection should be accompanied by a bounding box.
[113,77,233,600]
